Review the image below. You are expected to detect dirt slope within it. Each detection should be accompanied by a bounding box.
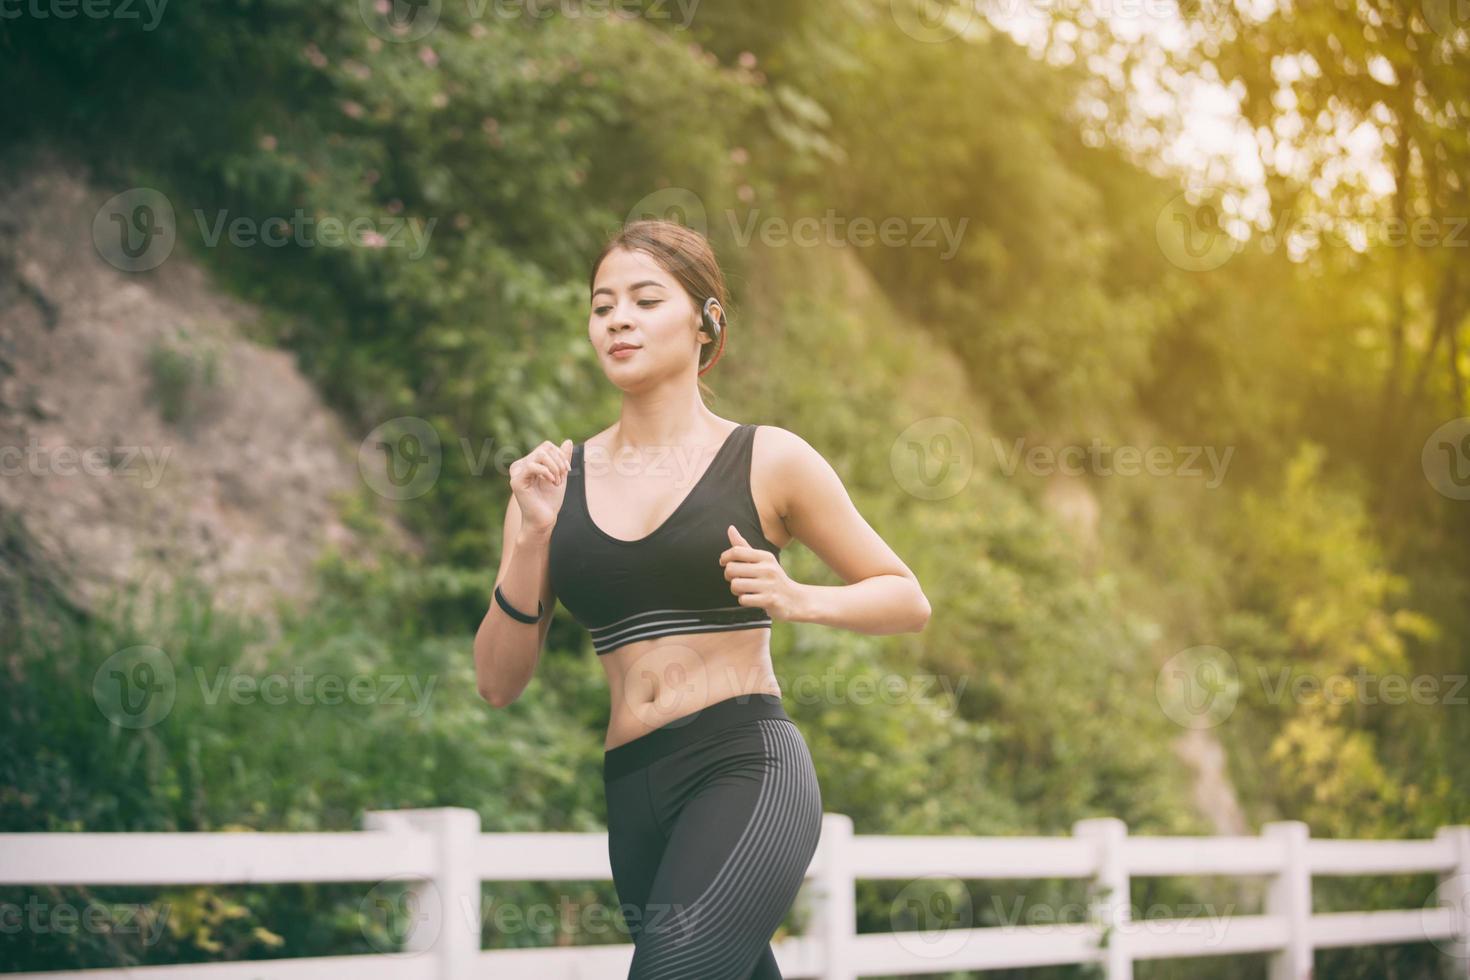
[0,145,418,633]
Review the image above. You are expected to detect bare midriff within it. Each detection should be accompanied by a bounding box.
[601,625,781,750]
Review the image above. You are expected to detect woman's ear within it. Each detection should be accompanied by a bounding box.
[699,299,723,338]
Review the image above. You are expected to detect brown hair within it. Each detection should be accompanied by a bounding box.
[588,219,730,402]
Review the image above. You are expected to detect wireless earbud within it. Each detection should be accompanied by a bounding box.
[697,296,727,377]
[701,296,722,340]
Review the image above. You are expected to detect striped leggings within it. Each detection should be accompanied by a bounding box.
[602,692,824,980]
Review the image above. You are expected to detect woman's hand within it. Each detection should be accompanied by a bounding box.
[509,439,573,534]
[719,525,806,622]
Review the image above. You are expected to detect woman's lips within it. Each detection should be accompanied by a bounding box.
[610,346,640,359]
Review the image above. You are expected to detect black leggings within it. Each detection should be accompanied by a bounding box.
[603,692,824,980]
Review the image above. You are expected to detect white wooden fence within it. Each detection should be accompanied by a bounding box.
[2,810,1467,978]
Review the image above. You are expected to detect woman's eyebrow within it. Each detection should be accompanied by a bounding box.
[591,280,665,299]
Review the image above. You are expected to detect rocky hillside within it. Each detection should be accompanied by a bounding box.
[0,146,418,634]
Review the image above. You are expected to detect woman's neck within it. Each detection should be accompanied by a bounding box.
[613,389,724,453]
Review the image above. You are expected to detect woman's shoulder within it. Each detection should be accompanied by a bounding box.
[749,423,814,462]
[749,424,829,496]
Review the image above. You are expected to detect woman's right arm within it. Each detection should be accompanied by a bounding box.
[475,439,571,707]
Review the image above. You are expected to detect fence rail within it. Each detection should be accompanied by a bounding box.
[3,810,1467,979]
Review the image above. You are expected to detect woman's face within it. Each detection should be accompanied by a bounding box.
[589,247,709,389]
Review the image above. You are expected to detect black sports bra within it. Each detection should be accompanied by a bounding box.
[547,423,783,656]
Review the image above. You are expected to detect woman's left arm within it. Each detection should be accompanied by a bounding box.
[720,427,931,634]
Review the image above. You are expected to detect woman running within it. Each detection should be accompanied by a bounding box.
[476,218,931,979]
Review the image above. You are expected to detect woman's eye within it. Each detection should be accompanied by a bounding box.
[592,300,660,314]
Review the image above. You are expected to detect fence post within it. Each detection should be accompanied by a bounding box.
[812,812,855,980]
[1074,817,1132,980]
[1435,825,1470,978]
[1264,820,1312,980]
[364,807,481,980]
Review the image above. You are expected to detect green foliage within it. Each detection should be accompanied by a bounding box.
[3,1,1468,976]
[145,333,220,428]
[1212,442,1448,838]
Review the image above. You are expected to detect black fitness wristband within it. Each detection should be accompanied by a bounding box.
[494,584,543,624]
